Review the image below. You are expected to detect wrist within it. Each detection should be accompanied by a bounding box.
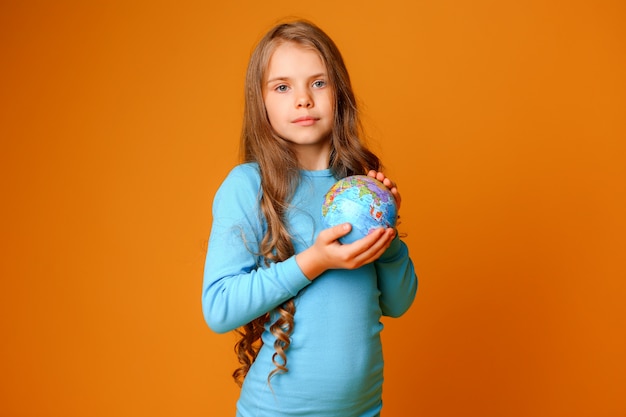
[295,246,327,281]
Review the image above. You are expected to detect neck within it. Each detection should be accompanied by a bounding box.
[293,141,331,171]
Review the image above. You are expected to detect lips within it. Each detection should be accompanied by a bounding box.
[292,116,318,126]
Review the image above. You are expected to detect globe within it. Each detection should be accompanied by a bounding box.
[321,175,398,244]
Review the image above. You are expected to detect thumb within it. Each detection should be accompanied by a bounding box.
[322,223,352,242]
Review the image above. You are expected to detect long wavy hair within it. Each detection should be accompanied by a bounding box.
[233,19,381,387]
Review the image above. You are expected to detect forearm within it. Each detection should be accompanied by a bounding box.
[375,237,418,317]
[202,255,311,333]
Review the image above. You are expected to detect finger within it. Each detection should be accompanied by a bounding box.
[341,227,384,253]
[390,187,402,210]
[352,227,391,256]
[367,170,377,178]
[369,228,396,255]
[382,177,395,189]
[353,228,395,264]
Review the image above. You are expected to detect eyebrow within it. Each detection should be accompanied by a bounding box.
[266,73,328,84]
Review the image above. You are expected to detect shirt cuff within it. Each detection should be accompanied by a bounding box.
[280,255,313,295]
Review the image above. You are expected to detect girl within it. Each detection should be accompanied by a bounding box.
[202,20,417,417]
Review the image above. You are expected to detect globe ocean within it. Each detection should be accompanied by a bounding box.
[322,175,398,244]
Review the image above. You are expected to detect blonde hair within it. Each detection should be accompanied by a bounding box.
[233,19,381,386]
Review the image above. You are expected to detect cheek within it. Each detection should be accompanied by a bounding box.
[263,99,278,121]
[263,100,285,131]
[321,91,335,112]
[267,109,283,127]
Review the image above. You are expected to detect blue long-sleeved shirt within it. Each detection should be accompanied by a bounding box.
[202,163,417,417]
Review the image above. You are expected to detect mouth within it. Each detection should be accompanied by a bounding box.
[292,116,318,126]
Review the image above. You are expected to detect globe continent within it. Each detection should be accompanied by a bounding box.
[321,175,398,244]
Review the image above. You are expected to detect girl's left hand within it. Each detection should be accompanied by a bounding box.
[368,170,402,212]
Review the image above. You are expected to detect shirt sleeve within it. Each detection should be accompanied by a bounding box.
[374,235,418,317]
[201,165,312,333]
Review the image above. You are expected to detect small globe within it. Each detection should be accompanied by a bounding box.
[321,175,398,244]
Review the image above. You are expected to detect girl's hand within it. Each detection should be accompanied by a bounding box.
[295,223,396,280]
[367,170,401,211]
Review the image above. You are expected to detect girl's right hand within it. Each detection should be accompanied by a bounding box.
[295,223,396,280]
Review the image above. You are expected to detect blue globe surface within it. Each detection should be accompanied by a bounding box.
[321,175,398,244]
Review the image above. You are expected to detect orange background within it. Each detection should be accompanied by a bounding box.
[1,1,625,416]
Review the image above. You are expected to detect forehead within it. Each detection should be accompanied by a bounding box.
[265,42,327,78]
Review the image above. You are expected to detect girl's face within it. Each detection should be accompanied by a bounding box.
[263,42,334,158]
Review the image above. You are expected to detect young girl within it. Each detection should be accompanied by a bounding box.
[202,20,417,417]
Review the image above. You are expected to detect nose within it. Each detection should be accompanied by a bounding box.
[296,89,313,108]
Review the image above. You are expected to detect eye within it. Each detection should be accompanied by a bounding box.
[275,84,289,93]
[312,80,327,88]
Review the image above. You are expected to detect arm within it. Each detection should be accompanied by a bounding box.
[201,165,312,333]
[368,170,418,317]
[375,236,418,317]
